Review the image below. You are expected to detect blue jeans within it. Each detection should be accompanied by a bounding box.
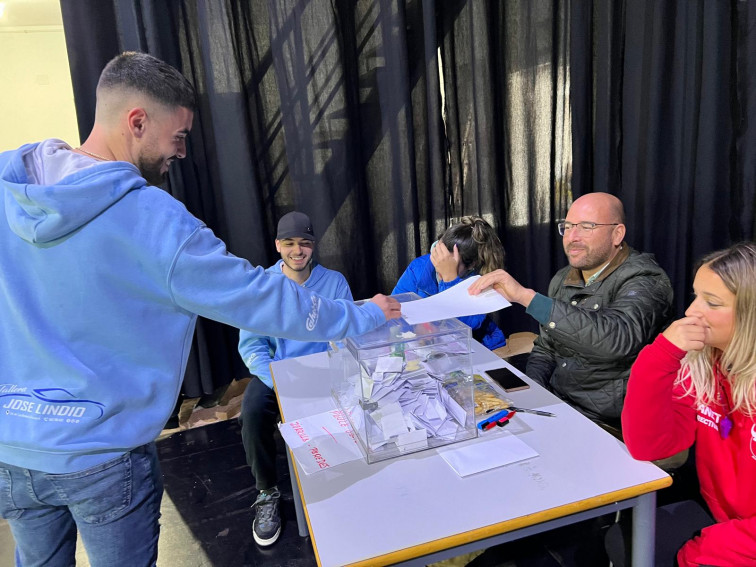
[0,443,163,567]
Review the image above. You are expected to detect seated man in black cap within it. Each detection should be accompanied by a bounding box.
[238,211,355,546]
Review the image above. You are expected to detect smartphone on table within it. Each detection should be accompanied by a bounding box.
[485,367,530,392]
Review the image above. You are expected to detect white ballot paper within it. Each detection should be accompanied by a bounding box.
[400,275,511,325]
[437,432,538,477]
[278,409,364,474]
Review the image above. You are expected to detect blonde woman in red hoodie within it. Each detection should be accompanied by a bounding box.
[623,242,756,566]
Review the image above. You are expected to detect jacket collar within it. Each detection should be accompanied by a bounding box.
[563,242,631,287]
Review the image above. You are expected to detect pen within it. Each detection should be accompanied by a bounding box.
[477,409,515,431]
[480,420,498,431]
[485,409,512,422]
[507,406,555,417]
[495,411,515,426]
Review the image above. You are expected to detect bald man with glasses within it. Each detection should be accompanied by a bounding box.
[471,192,673,435]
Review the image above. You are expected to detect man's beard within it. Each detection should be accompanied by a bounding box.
[565,242,612,271]
[138,154,169,186]
[283,257,311,272]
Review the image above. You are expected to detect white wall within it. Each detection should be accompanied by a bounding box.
[0,26,80,151]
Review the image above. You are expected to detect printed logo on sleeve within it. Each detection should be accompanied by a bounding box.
[306,295,320,331]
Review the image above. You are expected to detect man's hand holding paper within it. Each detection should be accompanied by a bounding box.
[468,269,537,308]
[400,276,510,325]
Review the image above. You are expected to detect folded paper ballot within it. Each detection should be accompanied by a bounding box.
[358,356,470,452]
[278,409,365,474]
[400,276,511,325]
[331,306,479,463]
[438,432,539,476]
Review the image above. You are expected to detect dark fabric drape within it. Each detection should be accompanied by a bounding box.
[437,0,572,335]
[60,1,120,141]
[60,0,756,395]
[570,0,756,316]
[60,0,443,396]
[733,0,756,241]
[173,0,441,292]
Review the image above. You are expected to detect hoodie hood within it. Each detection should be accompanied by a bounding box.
[2,140,145,243]
[269,259,328,287]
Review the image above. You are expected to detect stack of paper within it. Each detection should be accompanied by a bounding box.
[438,432,539,476]
[357,349,472,453]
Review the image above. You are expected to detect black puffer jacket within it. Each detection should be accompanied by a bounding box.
[526,245,673,426]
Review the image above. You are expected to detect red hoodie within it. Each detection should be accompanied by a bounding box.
[623,335,756,566]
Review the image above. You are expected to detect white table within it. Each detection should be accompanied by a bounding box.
[272,341,670,567]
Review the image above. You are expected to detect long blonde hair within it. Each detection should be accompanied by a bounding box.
[439,216,505,275]
[678,242,756,414]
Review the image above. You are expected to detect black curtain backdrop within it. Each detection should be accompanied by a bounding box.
[437,0,572,334]
[60,0,444,397]
[571,0,756,315]
[60,0,756,397]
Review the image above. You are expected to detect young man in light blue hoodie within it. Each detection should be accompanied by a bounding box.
[0,52,400,567]
[238,210,353,546]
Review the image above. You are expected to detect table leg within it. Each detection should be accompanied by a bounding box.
[631,491,656,567]
[286,449,309,537]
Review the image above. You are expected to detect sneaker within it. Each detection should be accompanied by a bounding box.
[253,489,281,546]
[197,384,230,409]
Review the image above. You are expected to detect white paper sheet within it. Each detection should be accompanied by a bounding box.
[278,409,364,474]
[375,356,404,373]
[400,276,511,325]
[438,432,538,477]
[397,428,429,453]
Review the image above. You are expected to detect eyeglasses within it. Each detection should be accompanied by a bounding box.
[557,220,620,236]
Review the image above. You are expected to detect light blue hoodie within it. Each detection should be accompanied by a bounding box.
[239,261,353,388]
[0,140,385,473]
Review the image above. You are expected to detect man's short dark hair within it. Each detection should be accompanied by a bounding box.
[97,51,196,111]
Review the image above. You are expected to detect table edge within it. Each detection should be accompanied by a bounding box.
[340,475,671,567]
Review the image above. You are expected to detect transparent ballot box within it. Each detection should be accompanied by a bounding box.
[330,294,476,464]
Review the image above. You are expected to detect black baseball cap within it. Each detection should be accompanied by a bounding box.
[276,211,315,241]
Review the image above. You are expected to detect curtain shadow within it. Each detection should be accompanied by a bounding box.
[438,1,572,335]
[57,1,756,560]
[571,0,756,316]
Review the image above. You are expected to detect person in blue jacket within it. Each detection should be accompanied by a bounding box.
[393,216,507,350]
[238,210,354,547]
[0,52,400,567]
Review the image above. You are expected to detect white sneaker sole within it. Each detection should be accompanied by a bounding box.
[253,525,281,547]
